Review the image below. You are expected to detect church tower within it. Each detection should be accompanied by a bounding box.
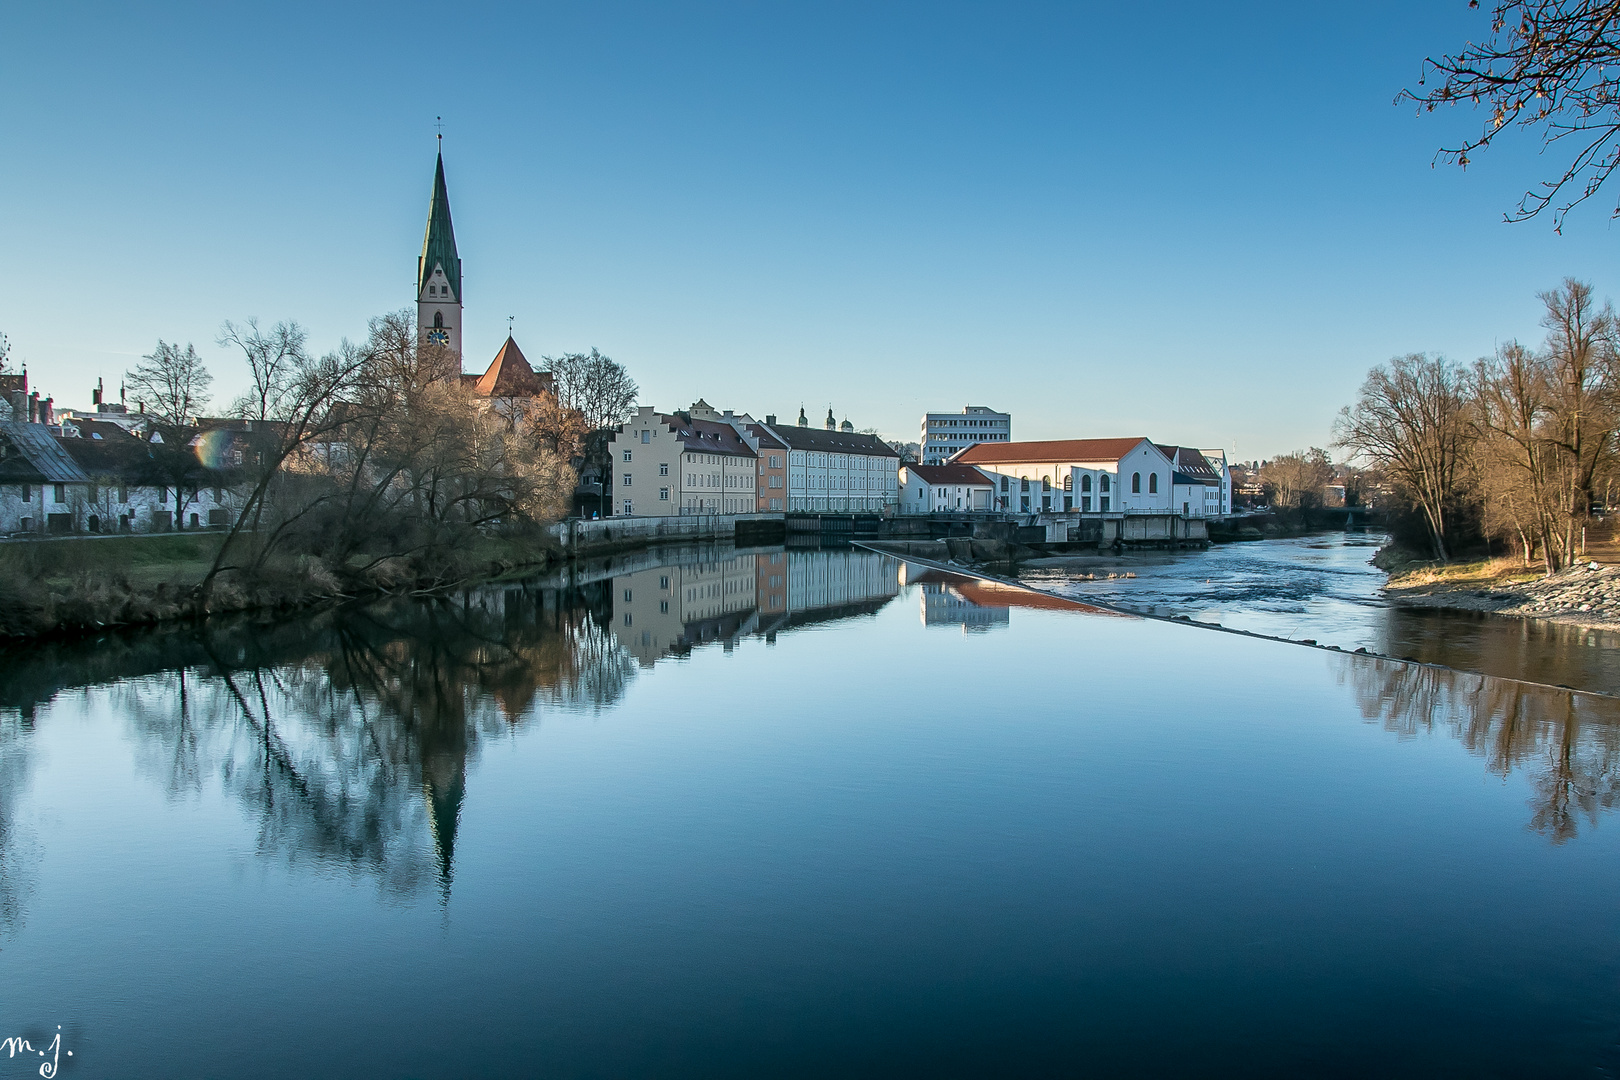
[417,149,463,356]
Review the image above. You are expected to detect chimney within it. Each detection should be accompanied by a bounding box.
[42,396,52,426]
[29,391,39,423]
[93,378,103,408]
[765,414,777,426]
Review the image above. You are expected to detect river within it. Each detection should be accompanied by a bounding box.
[1017,531,1620,696]
[3,544,1620,1076]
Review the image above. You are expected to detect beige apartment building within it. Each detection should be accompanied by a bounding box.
[610,404,759,516]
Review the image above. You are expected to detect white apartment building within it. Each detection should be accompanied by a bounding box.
[759,410,900,513]
[609,406,759,516]
[921,405,1010,465]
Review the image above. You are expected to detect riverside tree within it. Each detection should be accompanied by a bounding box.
[1334,354,1475,561]
[199,310,579,610]
[1403,0,1620,228]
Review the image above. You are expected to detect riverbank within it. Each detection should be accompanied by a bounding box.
[1381,549,1620,631]
[0,531,564,639]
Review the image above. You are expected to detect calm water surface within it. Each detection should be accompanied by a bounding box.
[3,545,1620,1077]
[1018,532,1620,696]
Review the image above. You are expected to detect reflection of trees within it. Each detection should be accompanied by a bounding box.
[1338,657,1620,842]
[108,582,638,901]
[0,708,39,941]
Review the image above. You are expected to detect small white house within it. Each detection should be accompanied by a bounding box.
[899,464,996,514]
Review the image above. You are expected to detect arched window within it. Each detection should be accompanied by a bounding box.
[1149,473,1158,494]
[1063,474,1072,492]
[1132,472,1141,493]
[433,311,444,328]
[1042,475,1051,490]
[1081,475,1092,492]
[1100,474,1110,492]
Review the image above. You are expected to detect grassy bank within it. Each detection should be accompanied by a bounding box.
[0,531,562,639]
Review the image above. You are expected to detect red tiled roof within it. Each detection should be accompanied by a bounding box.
[907,464,990,486]
[955,438,1148,465]
[473,336,553,398]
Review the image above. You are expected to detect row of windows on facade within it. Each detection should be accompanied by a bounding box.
[988,472,1160,495]
[10,483,224,503]
[623,450,785,470]
[927,419,1005,429]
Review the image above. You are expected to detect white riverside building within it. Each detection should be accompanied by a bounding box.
[921,406,1010,466]
[952,438,1227,517]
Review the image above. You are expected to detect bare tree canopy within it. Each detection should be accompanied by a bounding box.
[1402,1,1620,228]
[543,349,638,432]
[220,318,308,421]
[1335,354,1474,560]
[126,340,213,424]
[0,331,10,374]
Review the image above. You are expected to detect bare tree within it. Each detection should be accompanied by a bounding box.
[0,331,10,374]
[1401,1,1620,228]
[126,340,213,424]
[219,318,308,421]
[543,348,638,432]
[1335,354,1475,560]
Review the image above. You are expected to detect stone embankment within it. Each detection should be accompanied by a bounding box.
[1388,561,1620,631]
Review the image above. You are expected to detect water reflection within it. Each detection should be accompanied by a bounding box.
[3,544,1620,939]
[609,548,901,665]
[1336,654,1620,842]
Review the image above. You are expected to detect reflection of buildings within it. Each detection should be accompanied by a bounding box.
[612,547,902,665]
[919,582,1010,633]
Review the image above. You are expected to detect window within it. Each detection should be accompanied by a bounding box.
[1020,478,1030,492]
[1081,475,1091,492]
[53,483,65,503]
[1149,473,1158,494]
[1063,475,1072,491]
[624,613,633,627]
[624,589,633,601]
[1101,496,1110,511]
[659,463,668,475]
[641,429,651,444]
[660,601,669,613]
[622,499,633,515]
[1000,476,1009,492]
[1081,496,1091,512]
[433,311,444,328]
[1100,475,1110,493]
[623,473,633,487]
[659,487,669,500]
[1131,472,1141,493]
[623,450,633,461]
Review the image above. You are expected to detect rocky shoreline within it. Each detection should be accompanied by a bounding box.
[1385,561,1620,632]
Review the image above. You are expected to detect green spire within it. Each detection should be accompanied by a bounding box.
[418,150,461,301]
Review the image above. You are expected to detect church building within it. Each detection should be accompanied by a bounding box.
[418,148,553,400]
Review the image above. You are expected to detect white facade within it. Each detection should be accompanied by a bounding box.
[1200,449,1233,517]
[963,439,1177,514]
[898,465,996,514]
[921,405,1011,465]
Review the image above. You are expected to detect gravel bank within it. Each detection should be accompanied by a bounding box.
[1387,561,1620,631]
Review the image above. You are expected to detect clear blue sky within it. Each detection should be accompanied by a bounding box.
[3,2,1615,458]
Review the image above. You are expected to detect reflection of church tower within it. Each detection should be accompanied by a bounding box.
[417,149,463,356]
[422,742,467,902]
